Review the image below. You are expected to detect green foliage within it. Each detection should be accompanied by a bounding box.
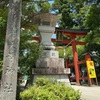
[20,77,81,100]
[0,6,8,19]
[77,45,85,60]
[40,2,51,12]
[85,4,100,29]
[18,29,41,75]
[21,1,52,28]
[0,2,8,79]
[84,2,100,76]
[0,59,3,79]
[58,47,72,59]
[58,1,74,28]
[53,0,88,29]
[58,45,85,60]
[84,4,100,53]
[0,17,6,59]
[0,17,6,28]
[0,7,7,59]
[65,46,73,59]
[21,1,36,28]
[58,49,64,58]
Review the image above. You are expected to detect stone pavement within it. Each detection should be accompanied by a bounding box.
[72,85,100,100]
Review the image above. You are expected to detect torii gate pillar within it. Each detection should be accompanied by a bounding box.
[71,35,80,85]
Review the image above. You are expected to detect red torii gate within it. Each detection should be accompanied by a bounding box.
[33,28,90,85]
[55,28,90,85]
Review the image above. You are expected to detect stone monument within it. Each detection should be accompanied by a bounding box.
[33,13,70,85]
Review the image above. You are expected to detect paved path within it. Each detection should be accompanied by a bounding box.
[72,85,100,100]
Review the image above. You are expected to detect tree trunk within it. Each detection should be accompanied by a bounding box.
[0,0,22,100]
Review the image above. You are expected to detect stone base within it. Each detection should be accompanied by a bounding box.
[32,67,70,85]
[35,50,70,85]
[33,67,68,75]
[36,58,64,68]
[33,74,70,86]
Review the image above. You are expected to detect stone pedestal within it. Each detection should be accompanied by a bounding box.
[34,57,70,85]
[33,13,70,85]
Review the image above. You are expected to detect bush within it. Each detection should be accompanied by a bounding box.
[20,77,81,100]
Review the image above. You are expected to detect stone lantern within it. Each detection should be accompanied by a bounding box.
[33,13,70,85]
[38,13,60,58]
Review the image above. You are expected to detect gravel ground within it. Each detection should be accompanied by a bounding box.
[72,85,100,100]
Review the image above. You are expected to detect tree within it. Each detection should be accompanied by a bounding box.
[53,0,92,29]
[53,0,100,78]
[0,0,22,100]
[85,2,100,77]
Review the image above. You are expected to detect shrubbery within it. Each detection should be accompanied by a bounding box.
[20,77,81,100]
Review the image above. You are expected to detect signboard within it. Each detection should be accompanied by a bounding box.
[86,61,96,78]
